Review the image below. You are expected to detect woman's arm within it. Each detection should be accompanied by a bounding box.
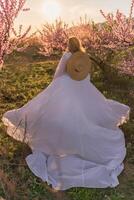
[53,52,72,80]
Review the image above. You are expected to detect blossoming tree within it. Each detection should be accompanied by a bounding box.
[38,19,69,57]
[38,1,134,76]
[71,0,134,76]
[0,0,31,69]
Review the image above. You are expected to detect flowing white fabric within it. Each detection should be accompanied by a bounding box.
[53,51,72,80]
[1,52,130,190]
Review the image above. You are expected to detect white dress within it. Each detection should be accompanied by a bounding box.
[2,51,130,190]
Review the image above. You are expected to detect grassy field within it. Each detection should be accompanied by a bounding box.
[0,56,134,200]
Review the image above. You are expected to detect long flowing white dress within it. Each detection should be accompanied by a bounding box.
[1,51,130,190]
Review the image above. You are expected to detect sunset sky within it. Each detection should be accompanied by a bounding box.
[15,0,132,31]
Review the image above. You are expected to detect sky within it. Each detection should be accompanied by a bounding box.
[14,0,133,32]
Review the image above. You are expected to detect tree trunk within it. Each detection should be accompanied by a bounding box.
[89,55,117,82]
[0,62,3,70]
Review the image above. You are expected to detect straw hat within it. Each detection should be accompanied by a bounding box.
[66,51,91,81]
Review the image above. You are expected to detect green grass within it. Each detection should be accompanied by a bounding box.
[0,59,134,200]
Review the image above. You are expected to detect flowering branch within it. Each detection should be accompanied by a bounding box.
[0,0,31,69]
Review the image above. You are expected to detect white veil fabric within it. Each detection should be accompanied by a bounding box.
[53,51,72,80]
[1,51,130,190]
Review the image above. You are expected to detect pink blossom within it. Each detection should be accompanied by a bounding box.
[39,1,134,76]
[38,18,69,56]
[0,0,31,68]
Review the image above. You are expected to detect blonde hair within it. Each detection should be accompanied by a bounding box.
[67,36,85,53]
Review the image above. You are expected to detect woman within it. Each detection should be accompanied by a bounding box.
[2,37,130,190]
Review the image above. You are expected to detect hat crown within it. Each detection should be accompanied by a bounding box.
[74,64,83,72]
[66,51,91,81]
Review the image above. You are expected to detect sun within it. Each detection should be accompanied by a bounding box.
[43,1,61,21]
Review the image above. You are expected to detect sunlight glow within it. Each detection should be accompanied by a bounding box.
[43,0,61,21]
